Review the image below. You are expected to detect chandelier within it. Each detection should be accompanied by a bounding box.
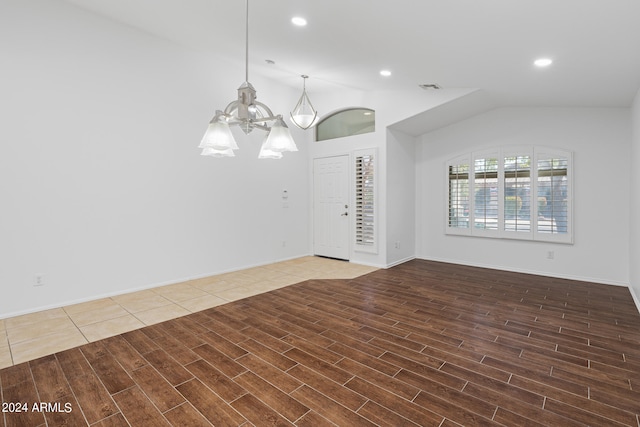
[198,0,297,159]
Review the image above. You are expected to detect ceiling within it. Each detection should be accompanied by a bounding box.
[62,0,640,108]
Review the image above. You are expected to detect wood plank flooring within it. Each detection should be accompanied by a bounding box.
[1,259,639,426]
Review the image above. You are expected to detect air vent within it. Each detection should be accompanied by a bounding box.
[419,84,442,90]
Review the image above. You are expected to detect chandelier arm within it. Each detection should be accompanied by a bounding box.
[222,101,279,129]
[251,123,271,131]
[254,101,275,119]
[251,117,279,126]
[223,100,240,116]
[208,111,224,124]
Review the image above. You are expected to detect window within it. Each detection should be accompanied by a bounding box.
[536,153,569,236]
[448,159,470,230]
[446,147,572,243]
[316,108,375,141]
[355,149,376,252]
[504,154,531,235]
[473,154,499,232]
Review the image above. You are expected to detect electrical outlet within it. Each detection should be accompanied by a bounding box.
[394,241,400,249]
[34,274,45,286]
[547,251,555,260]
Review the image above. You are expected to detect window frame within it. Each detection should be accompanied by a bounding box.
[445,146,573,244]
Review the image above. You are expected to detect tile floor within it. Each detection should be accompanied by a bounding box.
[0,257,377,369]
[4,259,639,426]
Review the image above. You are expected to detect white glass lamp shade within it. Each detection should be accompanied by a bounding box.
[290,92,318,129]
[262,117,298,153]
[258,142,283,159]
[200,147,235,157]
[199,120,239,151]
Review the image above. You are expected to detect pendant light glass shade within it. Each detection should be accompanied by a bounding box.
[200,147,235,157]
[199,118,239,151]
[258,143,283,159]
[290,75,318,130]
[261,117,298,152]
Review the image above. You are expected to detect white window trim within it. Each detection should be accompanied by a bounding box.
[445,146,573,244]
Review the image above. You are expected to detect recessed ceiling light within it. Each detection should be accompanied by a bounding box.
[534,58,553,67]
[291,17,307,26]
[380,70,392,77]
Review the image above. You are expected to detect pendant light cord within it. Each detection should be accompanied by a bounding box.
[245,0,249,82]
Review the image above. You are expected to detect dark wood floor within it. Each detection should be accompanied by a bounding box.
[2,259,640,426]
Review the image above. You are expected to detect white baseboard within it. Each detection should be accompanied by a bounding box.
[416,256,640,316]
[417,256,629,287]
[629,285,640,315]
[385,256,416,268]
[6,254,637,319]
[1,253,313,320]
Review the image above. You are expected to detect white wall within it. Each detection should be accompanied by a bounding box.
[386,129,416,266]
[417,107,631,285]
[630,90,640,310]
[309,88,476,267]
[0,0,310,318]
[7,1,633,320]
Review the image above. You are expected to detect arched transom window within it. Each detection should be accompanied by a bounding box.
[315,108,375,142]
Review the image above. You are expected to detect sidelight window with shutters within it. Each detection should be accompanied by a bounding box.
[354,149,377,253]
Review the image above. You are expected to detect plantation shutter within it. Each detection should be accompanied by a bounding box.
[472,152,499,235]
[535,152,570,239]
[355,150,376,252]
[446,146,572,243]
[448,157,470,232]
[503,154,532,235]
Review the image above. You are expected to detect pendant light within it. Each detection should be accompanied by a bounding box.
[198,0,297,159]
[290,75,318,130]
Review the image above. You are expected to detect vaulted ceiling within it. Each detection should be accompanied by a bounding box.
[63,0,640,108]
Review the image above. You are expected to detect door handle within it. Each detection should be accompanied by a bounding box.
[341,212,348,216]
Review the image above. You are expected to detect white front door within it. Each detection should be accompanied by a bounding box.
[313,155,350,260]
